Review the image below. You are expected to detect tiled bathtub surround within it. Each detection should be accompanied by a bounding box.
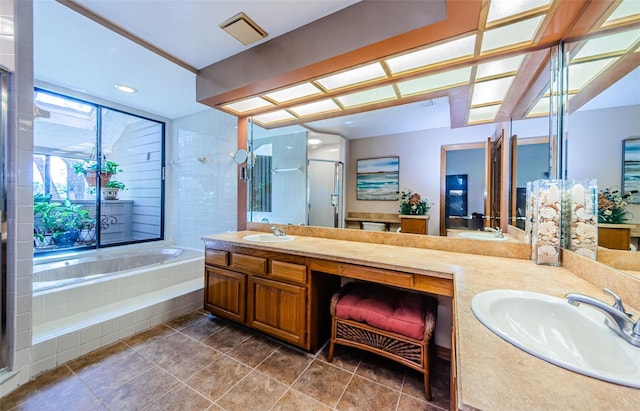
[30,247,204,376]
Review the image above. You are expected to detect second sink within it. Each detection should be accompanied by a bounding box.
[471,289,640,388]
[243,233,295,243]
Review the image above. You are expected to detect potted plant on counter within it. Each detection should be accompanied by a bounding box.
[102,180,126,200]
[72,159,122,188]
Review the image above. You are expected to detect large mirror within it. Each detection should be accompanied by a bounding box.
[564,25,640,277]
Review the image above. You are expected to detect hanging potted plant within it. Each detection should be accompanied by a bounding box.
[102,180,126,200]
[42,199,94,248]
[72,160,122,188]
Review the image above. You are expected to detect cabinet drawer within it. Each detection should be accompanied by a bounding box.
[271,260,307,284]
[232,253,267,275]
[205,249,229,267]
[338,264,413,288]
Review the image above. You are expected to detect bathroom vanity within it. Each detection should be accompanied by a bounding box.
[202,230,640,410]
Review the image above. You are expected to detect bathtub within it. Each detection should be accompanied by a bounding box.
[33,247,190,292]
[31,245,204,375]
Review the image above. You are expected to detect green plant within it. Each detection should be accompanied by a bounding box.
[72,160,122,176]
[598,187,631,224]
[42,199,93,238]
[104,180,126,190]
[399,190,429,215]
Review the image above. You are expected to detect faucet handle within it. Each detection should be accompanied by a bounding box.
[604,288,633,318]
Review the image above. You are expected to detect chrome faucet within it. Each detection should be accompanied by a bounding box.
[269,225,287,236]
[566,288,640,347]
[484,226,504,238]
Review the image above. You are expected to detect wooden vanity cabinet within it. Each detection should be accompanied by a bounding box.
[203,241,327,351]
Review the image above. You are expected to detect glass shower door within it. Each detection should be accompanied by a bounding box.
[1,68,8,372]
[307,160,343,228]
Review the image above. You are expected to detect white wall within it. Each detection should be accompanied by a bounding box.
[170,109,238,249]
[348,123,494,235]
[446,148,485,216]
[568,104,640,223]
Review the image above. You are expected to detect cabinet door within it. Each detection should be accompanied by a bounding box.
[205,266,246,323]
[248,276,306,347]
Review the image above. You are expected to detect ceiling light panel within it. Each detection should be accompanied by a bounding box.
[568,58,618,91]
[486,0,552,25]
[481,15,544,53]
[223,96,273,113]
[252,110,296,124]
[571,28,640,62]
[603,0,640,26]
[289,99,341,117]
[468,104,501,123]
[397,67,472,97]
[264,82,323,103]
[527,96,550,117]
[385,34,476,75]
[316,63,387,90]
[471,76,515,106]
[337,85,397,108]
[475,54,525,80]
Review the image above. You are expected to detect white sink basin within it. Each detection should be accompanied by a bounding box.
[471,289,640,388]
[457,231,508,241]
[243,233,295,243]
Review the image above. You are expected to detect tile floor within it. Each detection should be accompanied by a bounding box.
[1,310,450,411]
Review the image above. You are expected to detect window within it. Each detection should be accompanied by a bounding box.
[33,89,165,253]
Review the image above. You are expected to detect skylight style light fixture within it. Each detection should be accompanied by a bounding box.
[252,110,295,125]
[486,0,552,26]
[316,63,387,90]
[264,82,322,103]
[289,99,340,117]
[475,54,525,80]
[568,58,618,91]
[114,84,137,93]
[570,28,640,62]
[385,34,476,75]
[481,15,545,53]
[219,12,268,46]
[602,0,640,27]
[397,67,472,97]
[527,95,550,117]
[223,96,273,114]
[468,104,501,123]
[337,85,397,108]
[471,76,515,106]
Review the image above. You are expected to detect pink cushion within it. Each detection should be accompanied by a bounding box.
[335,283,427,340]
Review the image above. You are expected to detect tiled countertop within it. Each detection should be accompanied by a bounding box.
[202,231,640,410]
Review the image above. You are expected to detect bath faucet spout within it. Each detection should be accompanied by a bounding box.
[566,290,640,347]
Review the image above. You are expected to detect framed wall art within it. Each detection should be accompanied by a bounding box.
[623,138,640,203]
[356,156,399,200]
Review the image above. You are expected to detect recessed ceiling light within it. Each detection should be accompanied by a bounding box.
[308,138,322,145]
[114,84,137,93]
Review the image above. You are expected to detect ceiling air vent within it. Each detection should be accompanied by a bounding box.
[219,12,268,46]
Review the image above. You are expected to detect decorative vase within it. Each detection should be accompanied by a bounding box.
[102,187,119,200]
[85,171,112,187]
[52,229,79,247]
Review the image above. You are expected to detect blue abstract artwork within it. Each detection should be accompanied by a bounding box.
[623,138,640,203]
[356,157,399,200]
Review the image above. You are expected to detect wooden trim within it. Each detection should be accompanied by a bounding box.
[439,146,446,237]
[56,0,197,74]
[484,137,492,227]
[500,129,510,232]
[435,345,451,361]
[510,134,518,227]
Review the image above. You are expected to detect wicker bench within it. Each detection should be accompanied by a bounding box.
[328,282,438,399]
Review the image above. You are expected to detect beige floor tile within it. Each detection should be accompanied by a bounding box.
[200,324,252,352]
[226,334,281,368]
[216,370,288,411]
[397,394,445,411]
[317,344,362,373]
[272,389,331,411]
[292,360,353,408]
[257,345,314,385]
[135,332,220,380]
[143,382,213,411]
[179,316,228,342]
[184,355,252,401]
[101,365,179,410]
[122,325,175,349]
[336,375,400,411]
[356,353,406,391]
